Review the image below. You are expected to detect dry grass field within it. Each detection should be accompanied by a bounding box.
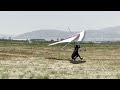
[0,41,120,79]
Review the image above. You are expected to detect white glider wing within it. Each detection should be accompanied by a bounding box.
[48,31,85,46]
[78,31,85,41]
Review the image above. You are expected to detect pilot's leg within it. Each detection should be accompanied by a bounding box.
[71,54,75,61]
[78,54,83,60]
[74,55,77,61]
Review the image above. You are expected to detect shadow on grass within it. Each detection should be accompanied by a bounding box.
[46,57,70,61]
[46,57,86,64]
[70,60,86,64]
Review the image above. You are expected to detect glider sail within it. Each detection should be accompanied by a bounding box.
[48,31,85,46]
[78,31,85,41]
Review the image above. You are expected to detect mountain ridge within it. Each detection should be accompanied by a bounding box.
[2,26,120,41]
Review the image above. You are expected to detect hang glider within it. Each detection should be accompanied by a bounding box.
[48,31,85,46]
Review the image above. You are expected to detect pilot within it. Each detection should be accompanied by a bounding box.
[71,44,83,61]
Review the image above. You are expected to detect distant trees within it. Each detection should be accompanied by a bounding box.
[60,38,64,41]
[9,37,11,40]
[57,38,59,41]
[51,39,54,42]
[30,39,46,43]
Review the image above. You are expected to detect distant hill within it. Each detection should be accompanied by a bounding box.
[0,34,6,39]
[84,26,120,41]
[12,30,79,41]
[0,34,13,39]
[12,26,120,41]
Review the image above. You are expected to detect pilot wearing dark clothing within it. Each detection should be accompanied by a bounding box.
[71,44,83,61]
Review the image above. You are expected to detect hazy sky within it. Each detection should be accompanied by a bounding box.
[1,11,120,35]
